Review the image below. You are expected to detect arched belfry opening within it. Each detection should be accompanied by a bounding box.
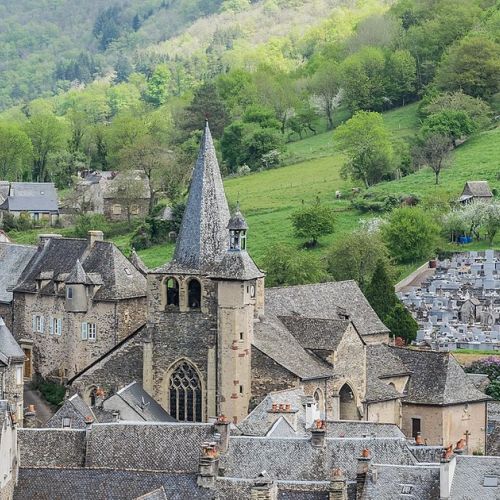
[188,279,201,309]
[168,361,203,422]
[166,278,179,307]
[339,383,360,421]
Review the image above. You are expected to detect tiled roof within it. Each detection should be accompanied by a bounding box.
[265,281,389,338]
[390,347,490,405]
[0,182,59,212]
[45,394,96,429]
[462,181,493,198]
[450,456,500,500]
[325,420,405,439]
[210,250,264,281]
[0,242,36,302]
[158,122,230,274]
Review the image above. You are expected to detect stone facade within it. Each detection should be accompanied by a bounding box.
[0,404,17,500]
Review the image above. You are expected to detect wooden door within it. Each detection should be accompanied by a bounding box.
[23,348,31,379]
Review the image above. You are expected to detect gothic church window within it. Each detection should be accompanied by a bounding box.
[339,383,360,421]
[166,278,179,307]
[188,279,201,309]
[169,361,202,422]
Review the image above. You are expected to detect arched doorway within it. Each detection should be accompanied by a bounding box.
[339,383,360,420]
[168,361,203,422]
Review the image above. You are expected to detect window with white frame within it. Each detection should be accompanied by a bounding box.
[16,365,23,385]
[50,317,62,336]
[81,322,97,341]
[62,417,71,428]
[32,315,44,333]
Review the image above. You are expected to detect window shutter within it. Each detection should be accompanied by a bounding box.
[40,316,45,333]
[57,318,62,335]
[49,317,54,335]
[81,322,88,340]
[32,315,36,332]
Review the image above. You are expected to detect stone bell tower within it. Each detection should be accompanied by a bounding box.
[145,121,263,423]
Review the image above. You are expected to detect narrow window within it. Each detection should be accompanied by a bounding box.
[239,332,244,341]
[15,366,23,385]
[81,322,88,340]
[66,287,73,299]
[188,279,201,310]
[62,417,71,428]
[88,323,97,341]
[412,418,421,438]
[239,385,243,394]
[166,278,179,307]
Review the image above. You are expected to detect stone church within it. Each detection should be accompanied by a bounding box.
[69,123,488,452]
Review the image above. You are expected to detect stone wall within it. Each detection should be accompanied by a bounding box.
[12,291,146,381]
[250,347,298,411]
[0,303,12,332]
[366,399,401,426]
[18,429,85,467]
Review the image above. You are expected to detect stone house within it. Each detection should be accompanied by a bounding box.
[458,180,494,204]
[0,401,18,500]
[0,243,37,330]
[11,231,147,382]
[0,318,24,424]
[0,182,59,225]
[71,170,150,221]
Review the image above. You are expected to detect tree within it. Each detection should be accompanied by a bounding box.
[24,114,67,182]
[335,111,395,187]
[420,92,492,131]
[0,123,33,180]
[340,47,387,111]
[421,110,475,148]
[384,302,418,344]
[146,64,171,106]
[364,259,397,322]
[326,230,390,291]
[262,243,327,287]
[308,61,341,130]
[412,134,452,185]
[382,207,440,264]
[481,202,500,244]
[291,199,335,248]
[436,35,500,99]
[110,172,148,225]
[385,49,417,106]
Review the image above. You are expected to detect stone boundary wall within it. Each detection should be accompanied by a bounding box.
[18,429,85,468]
[395,261,432,293]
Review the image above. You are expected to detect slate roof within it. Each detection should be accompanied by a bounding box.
[0,317,24,365]
[221,436,416,481]
[462,181,493,198]
[135,486,167,500]
[449,456,500,499]
[265,281,389,338]
[210,250,264,281]
[389,347,490,405]
[130,249,149,275]
[101,170,150,200]
[253,315,332,380]
[279,316,353,350]
[66,259,91,284]
[159,122,230,274]
[14,469,211,500]
[363,463,440,499]
[0,242,37,302]
[45,394,96,429]
[0,182,58,212]
[103,381,175,422]
[14,236,146,301]
[326,420,405,439]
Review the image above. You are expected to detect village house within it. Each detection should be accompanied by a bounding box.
[0,318,24,424]
[11,231,147,383]
[458,180,494,204]
[70,170,150,221]
[0,182,59,225]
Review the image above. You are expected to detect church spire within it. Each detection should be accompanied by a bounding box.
[170,121,230,271]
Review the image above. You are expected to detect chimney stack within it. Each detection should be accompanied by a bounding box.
[88,230,104,247]
[453,438,467,456]
[356,448,371,499]
[251,471,278,500]
[311,419,326,448]
[197,442,219,488]
[329,468,347,500]
[214,415,230,453]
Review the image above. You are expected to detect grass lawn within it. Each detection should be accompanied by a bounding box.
[453,350,500,366]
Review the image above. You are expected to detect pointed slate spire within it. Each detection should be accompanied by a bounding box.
[170,121,230,271]
[66,259,88,284]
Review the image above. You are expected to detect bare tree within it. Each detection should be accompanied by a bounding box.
[413,134,452,185]
[110,171,147,225]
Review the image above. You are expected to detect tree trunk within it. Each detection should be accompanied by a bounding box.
[435,170,439,185]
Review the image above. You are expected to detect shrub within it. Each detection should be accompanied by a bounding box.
[72,213,110,238]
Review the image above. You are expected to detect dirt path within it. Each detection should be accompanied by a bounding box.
[23,387,56,427]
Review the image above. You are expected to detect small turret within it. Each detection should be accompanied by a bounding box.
[228,204,248,251]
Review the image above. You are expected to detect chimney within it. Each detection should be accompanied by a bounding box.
[197,442,219,488]
[415,432,424,446]
[311,419,326,448]
[453,438,467,456]
[214,415,230,453]
[251,471,278,500]
[329,468,347,500]
[88,230,104,247]
[440,446,457,499]
[356,449,371,499]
